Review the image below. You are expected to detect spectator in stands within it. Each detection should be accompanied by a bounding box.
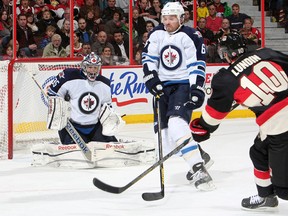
[91,30,115,55]
[213,0,232,18]
[79,0,103,29]
[116,0,129,16]
[7,39,24,58]
[57,7,78,31]
[104,10,124,40]
[26,12,38,34]
[197,0,209,21]
[80,42,92,56]
[226,3,250,31]
[121,16,139,45]
[137,0,150,18]
[197,17,218,63]
[133,48,142,65]
[0,0,13,19]
[102,0,125,23]
[66,31,83,56]
[145,20,155,32]
[132,7,147,39]
[1,43,12,60]
[42,33,67,57]
[16,13,38,57]
[100,46,117,65]
[39,25,56,49]
[84,7,100,33]
[239,17,261,49]
[0,10,10,39]
[36,9,60,37]
[206,3,223,34]
[0,10,12,32]
[215,18,232,41]
[183,7,193,27]
[147,0,162,23]
[136,31,148,51]
[111,30,129,65]
[16,0,35,15]
[75,17,94,44]
[59,19,70,48]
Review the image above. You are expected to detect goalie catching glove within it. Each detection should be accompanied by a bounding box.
[99,103,125,136]
[189,118,210,142]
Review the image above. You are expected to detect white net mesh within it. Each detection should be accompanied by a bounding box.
[0,60,81,159]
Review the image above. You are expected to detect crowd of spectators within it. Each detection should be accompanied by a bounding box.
[0,0,286,64]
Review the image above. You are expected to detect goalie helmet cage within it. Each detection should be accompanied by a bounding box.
[1,58,82,160]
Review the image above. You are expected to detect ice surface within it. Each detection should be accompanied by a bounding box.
[1,118,287,216]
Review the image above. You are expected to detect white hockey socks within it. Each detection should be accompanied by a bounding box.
[168,117,203,167]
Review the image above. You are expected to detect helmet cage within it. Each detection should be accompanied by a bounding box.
[81,52,102,81]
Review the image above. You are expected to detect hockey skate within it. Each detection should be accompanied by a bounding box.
[241,194,278,211]
[186,162,216,191]
[186,145,214,183]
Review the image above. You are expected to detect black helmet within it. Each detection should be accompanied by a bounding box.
[218,32,246,60]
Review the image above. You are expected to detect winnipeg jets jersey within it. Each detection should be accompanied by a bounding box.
[48,68,111,125]
[142,24,206,86]
[201,48,288,136]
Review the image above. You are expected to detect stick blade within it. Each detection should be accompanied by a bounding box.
[142,191,164,201]
[93,178,125,194]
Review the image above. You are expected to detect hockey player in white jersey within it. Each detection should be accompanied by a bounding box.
[142,2,215,190]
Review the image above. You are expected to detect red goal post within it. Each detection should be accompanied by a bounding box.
[1,57,82,159]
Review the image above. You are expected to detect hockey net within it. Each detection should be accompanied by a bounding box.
[0,58,82,159]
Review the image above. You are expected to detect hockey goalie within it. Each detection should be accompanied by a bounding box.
[31,53,155,168]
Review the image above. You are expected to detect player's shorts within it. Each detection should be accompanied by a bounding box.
[154,84,192,130]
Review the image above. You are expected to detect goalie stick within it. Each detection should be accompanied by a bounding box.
[142,99,164,201]
[92,136,191,194]
[29,73,92,161]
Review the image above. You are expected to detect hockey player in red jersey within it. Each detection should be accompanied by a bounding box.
[190,32,288,211]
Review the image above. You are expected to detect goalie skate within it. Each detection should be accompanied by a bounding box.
[241,194,278,211]
[186,162,216,191]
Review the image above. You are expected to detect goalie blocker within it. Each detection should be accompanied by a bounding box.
[31,140,156,168]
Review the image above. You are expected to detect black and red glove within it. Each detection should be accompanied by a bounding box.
[189,118,210,142]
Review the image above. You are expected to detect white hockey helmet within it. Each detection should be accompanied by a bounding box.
[81,52,102,81]
[161,2,185,24]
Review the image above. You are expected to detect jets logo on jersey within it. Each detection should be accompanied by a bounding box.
[160,45,182,70]
[79,92,99,114]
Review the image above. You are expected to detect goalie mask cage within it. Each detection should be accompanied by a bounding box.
[0,58,82,159]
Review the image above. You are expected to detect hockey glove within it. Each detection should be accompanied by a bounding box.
[189,118,210,142]
[185,84,205,110]
[143,70,165,97]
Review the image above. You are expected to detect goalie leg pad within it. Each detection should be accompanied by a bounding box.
[31,140,155,168]
[47,96,71,130]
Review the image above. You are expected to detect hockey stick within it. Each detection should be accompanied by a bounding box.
[92,136,191,194]
[142,98,164,201]
[29,73,92,161]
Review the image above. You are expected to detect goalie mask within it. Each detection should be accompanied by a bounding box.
[218,32,247,61]
[81,52,102,81]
